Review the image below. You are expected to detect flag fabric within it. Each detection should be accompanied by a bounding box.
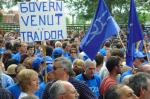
[126,0,144,66]
[80,0,120,60]
[138,40,143,51]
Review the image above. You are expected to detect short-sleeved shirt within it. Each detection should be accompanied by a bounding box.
[100,75,117,95]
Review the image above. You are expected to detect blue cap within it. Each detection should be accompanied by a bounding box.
[46,56,53,64]
[53,47,63,55]
[32,57,43,69]
[99,48,106,56]
[134,51,146,58]
[42,64,54,76]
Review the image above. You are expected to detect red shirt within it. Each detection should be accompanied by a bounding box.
[100,75,117,95]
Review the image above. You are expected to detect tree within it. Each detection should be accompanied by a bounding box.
[65,0,150,24]
[0,0,30,9]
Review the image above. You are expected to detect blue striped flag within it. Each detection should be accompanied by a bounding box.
[80,0,120,60]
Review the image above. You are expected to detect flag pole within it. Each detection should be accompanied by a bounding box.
[36,0,47,83]
[143,40,150,63]
[117,30,126,52]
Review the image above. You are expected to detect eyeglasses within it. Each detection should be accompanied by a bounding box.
[71,51,77,54]
[53,66,63,70]
[60,90,79,97]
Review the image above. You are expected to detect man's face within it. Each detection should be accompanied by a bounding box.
[116,61,122,74]
[85,64,96,78]
[144,78,150,99]
[27,48,34,56]
[133,58,142,68]
[53,61,65,80]
[119,85,138,99]
[61,83,79,99]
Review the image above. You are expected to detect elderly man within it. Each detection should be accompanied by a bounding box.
[48,80,79,99]
[76,59,101,98]
[104,84,138,99]
[128,72,150,99]
[42,57,97,99]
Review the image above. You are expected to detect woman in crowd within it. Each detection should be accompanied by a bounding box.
[17,69,39,99]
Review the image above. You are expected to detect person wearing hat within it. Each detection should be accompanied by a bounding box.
[120,51,149,84]
[32,57,44,84]
[35,64,55,99]
[52,47,63,59]
[133,51,148,68]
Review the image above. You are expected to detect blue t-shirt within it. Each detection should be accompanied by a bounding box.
[35,82,46,99]
[12,52,21,63]
[120,70,132,82]
[7,83,21,99]
[76,74,101,98]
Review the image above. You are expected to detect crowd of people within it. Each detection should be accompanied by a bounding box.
[0,29,150,99]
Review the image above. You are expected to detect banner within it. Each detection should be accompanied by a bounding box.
[18,1,67,42]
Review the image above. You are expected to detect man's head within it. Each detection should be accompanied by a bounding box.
[106,56,122,74]
[128,72,150,99]
[48,80,79,99]
[73,59,85,75]
[53,57,74,80]
[19,42,28,54]
[84,59,96,79]
[133,51,146,68]
[104,84,138,99]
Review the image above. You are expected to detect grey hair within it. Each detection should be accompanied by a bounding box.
[54,57,75,76]
[60,58,74,76]
[48,80,66,99]
[128,72,150,97]
[85,59,96,70]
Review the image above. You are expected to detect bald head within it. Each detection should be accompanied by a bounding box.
[140,64,150,73]
[48,80,79,99]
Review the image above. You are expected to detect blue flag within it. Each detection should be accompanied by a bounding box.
[138,40,143,51]
[126,0,144,66]
[80,0,120,60]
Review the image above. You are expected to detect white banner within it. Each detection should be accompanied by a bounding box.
[18,1,67,42]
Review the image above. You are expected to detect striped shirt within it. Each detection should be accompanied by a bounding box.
[100,75,117,95]
[0,88,13,99]
[42,77,97,99]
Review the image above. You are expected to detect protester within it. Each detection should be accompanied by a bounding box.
[48,80,79,99]
[104,84,138,99]
[0,61,14,88]
[72,59,85,75]
[68,45,78,63]
[100,56,122,96]
[17,69,39,99]
[128,72,150,99]
[76,59,101,98]
[12,42,28,63]
[42,57,97,99]
[94,53,104,76]
[0,88,13,99]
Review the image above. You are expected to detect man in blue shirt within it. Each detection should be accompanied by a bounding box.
[76,59,101,98]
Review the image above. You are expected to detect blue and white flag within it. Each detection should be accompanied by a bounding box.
[126,0,144,66]
[80,0,120,60]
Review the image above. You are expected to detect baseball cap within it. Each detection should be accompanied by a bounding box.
[45,56,52,64]
[32,57,43,69]
[53,47,63,55]
[42,64,54,76]
[134,51,146,58]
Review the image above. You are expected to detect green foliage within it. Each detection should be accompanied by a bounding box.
[65,0,150,24]
[0,12,3,22]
